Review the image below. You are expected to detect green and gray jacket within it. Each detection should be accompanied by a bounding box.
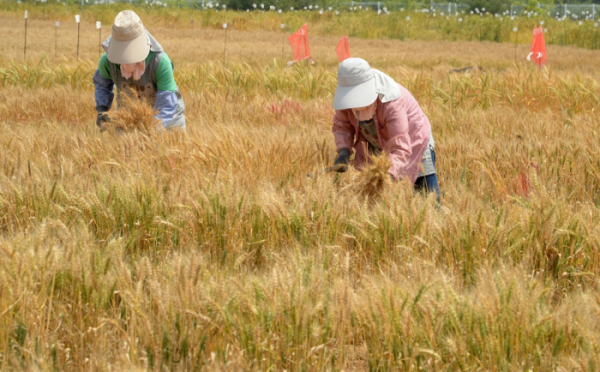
[93,31,185,130]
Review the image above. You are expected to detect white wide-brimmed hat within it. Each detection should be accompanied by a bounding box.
[107,10,150,65]
[333,58,378,110]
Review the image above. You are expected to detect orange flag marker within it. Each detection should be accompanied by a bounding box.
[288,24,312,62]
[336,36,350,62]
[528,27,547,68]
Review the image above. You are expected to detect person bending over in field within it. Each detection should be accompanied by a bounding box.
[332,58,439,198]
[93,10,185,131]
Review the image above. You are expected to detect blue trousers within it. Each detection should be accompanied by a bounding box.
[413,148,440,200]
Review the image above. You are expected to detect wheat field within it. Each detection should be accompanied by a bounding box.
[2,5,600,371]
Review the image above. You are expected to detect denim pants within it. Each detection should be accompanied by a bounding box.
[413,147,440,199]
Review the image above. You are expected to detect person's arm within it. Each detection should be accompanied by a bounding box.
[93,54,114,130]
[93,54,114,114]
[380,99,412,180]
[331,110,356,172]
[332,109,355,153]
[154,53,179,128]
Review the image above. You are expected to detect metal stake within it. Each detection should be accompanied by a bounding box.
[281,23,285,62]
[55,22,59,58]
[223,23,228,64]
[513,27,518,63]
[24,11,28,62]
[77,23,80,61]
[76,15,81,61]
[97,21,102,58]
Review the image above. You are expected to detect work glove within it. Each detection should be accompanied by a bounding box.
[96,113,110,132]
[333,148,350,172]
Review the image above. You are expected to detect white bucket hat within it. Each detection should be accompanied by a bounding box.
[333,58,378,110]
[107,10,150,65]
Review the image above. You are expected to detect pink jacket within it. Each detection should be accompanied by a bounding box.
[332,83,431,183]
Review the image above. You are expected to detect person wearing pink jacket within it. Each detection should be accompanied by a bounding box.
[332,58,439,198]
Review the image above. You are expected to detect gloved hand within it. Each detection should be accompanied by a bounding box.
[96,113,110,132]
[333,148,350,172]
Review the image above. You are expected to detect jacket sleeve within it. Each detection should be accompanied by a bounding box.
[332,109,355,153]
[381,99,412,180]
[93,69,114,113]
[154,90,178,128]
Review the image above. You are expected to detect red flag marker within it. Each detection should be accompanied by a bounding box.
[528,27,547,68]
[335,36,350,63]
[288,24,311,62]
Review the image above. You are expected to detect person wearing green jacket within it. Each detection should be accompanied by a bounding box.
[93,10,185,131]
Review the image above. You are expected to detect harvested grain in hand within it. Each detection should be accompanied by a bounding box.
[107,90,161,135]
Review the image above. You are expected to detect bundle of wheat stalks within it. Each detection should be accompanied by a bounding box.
[106,90,161,135]
[353,153,392,202]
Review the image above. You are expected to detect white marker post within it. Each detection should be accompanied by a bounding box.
[55,21,60,59]
[223,23,228,64]
[75,15,81,61]
[24,10,28,62]
[513,27,518,63]
[281,23,285,62]
[96,21,101,58]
